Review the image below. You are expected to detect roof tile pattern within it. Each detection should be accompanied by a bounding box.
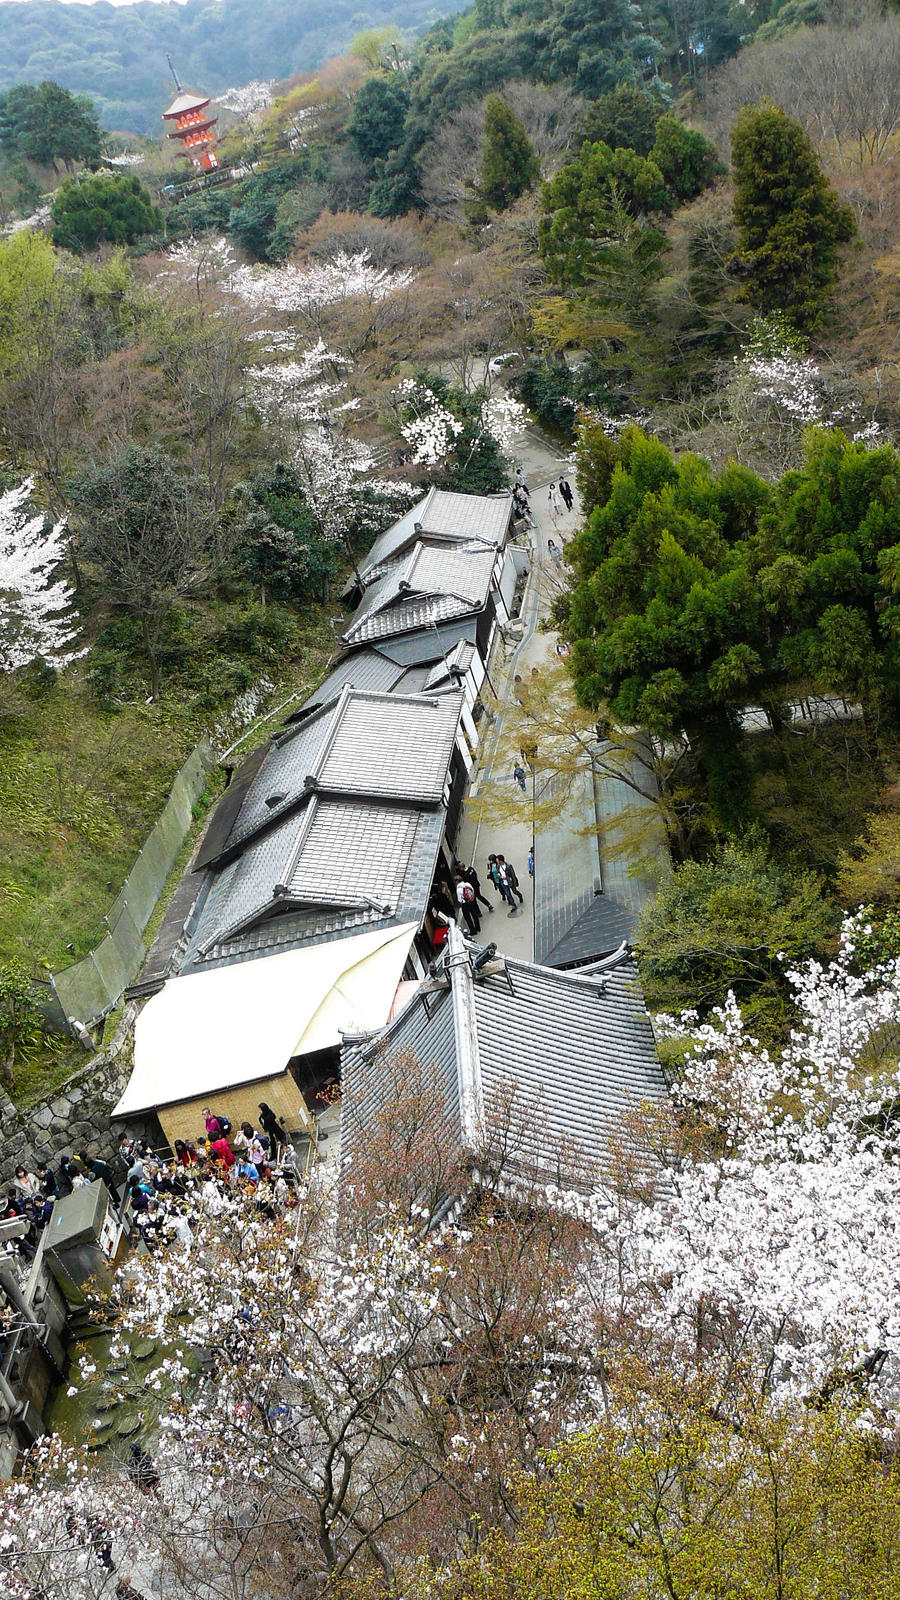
[288,803,417,907]
[361,488,512,580]
[318,694,458,800]
[342,984,462,1173]
[341,937,666,1190]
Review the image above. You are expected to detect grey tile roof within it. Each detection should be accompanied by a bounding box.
[316,691,461,801]
[181,687,462,973]
[341,929,667,1191]
[474,957,664,1180]
[341,980,462,1176]
[288,650,406,717]
[534,745,667,966]
[343,541,497,648]
[376,619,480,667]
[542,894,636,969]
[360,488,513,582]
[182,803,445,972]
[217,688,462,857]
[344,593,472,648]
[425,639,475,690]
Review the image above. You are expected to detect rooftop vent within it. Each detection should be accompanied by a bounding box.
[264,792,287,810]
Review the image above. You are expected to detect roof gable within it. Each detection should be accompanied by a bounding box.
[341,927,667,1190]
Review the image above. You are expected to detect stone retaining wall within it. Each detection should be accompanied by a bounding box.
[0,1007,159,1187]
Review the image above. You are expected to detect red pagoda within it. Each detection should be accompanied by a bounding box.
[162,59,219,173]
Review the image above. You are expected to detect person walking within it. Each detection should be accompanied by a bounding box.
[497,854,525,915]
[527,844,534,878]
[456,861,492,914]
[559,476,574,512]
[455,874,481,936]
[486,854,505,903]
[258,1102,288,1160]
[547,482,560,518]
[513,762,527,792]
[547,538,563,566]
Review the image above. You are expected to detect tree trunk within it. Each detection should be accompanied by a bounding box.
[141,614,160,702]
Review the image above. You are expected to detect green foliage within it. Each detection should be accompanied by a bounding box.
[0,962,46,1084]
[441,1381,900,1600]
[479,95,538,211]
[566,421,900,829]
[731,100,856,331]
[348,76,410,165]
[651,115,722,204]
[578,83,664,157]
[0,80,101,170]
[636,836,834,1017]
[0,0,464,137]
[229,464,339,602]
[540,140,671,289]
[51,171,162,252]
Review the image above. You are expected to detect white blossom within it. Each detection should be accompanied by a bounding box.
[0,478,83,674]
[230,251,416,316]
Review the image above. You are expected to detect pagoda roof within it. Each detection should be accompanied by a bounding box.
[163,91,211,118]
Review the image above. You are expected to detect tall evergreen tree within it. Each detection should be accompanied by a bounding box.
[480,95,539,211]
[731,100,855,331]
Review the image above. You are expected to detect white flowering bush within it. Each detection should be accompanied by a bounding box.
[0,479,83,674]
[230,250,416,317]
[724,314,883,473]
[392,376,526,466]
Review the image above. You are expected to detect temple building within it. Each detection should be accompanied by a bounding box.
[162,65,219,172]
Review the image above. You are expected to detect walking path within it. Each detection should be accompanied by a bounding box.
[455,430,581,960]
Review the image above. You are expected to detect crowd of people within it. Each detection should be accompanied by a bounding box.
[2,1100,307,1267]
[430,852,527,944]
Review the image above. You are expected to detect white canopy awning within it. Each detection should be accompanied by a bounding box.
[114,923,418,1118]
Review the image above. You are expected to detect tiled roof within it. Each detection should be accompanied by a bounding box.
[181,687,463,973]
[376,618,480,667]
[360,488,512,581]
[541,894,636,969]
[341,928,667,1190]
[316,692,460,801]
[342,976,462,1174]
[343,541,497,648]
[425,639,475,690]
[344,593,471,648]
[287,650,407,718]
[183,802,445,972]
[213,688,461,857]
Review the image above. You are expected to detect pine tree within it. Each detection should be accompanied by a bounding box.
[731,101,855,331]
[480,95,539,212]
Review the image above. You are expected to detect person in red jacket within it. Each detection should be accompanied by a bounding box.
[206,1135,235,1169]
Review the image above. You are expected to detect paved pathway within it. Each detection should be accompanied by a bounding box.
[454,432,581,961]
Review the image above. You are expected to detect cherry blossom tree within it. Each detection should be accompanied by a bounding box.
[0,477,82,676]
[620,911,900,1415]
[391,376,526,468]
[249,339,415,557]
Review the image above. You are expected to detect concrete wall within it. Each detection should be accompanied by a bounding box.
[0,1010,159,1188]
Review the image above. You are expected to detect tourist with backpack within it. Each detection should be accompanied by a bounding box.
[203,1107,231,1141]
[455,874,481,936]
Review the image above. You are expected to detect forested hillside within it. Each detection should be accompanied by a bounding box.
[0,0,462,133]
[6,5,900,1583]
